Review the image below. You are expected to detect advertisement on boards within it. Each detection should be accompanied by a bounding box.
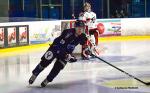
[61,19,121,37]
[97,19,121,37]
[7,27,17,47]
[29,21,61,44]
[19,26,28,45]
[0,27,4,48]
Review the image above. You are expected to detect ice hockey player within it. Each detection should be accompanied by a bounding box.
[79,2,100,59]
[29,20,91,87]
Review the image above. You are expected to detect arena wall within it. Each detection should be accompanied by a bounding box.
[1,18,150,48]
[121,18,150,36]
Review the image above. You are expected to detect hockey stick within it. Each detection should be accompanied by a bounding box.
[91,54,150,86]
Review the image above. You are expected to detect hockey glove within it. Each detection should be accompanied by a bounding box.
[65,54,77,63]
[83,46,92,57]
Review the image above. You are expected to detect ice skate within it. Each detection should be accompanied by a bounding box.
[41,78,49,87]
[29,74,37,85]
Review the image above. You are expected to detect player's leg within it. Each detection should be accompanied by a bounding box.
[94,30,99,46]
[81,26,91,60]
[29,48,55,85]
[89,29,98,46]
[81,41,91,60]
[89,29,100,56]
[41,59,67,87]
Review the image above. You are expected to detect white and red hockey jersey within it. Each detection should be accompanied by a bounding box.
[79,11,97,29]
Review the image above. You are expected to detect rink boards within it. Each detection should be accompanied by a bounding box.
[1,18,150,48]
[1,35,150,58]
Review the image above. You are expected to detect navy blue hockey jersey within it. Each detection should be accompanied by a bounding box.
[51,28,87,54]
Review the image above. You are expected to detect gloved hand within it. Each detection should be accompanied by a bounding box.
[90,46,100,56]
[65,54,77,63]
[83,46,92,57]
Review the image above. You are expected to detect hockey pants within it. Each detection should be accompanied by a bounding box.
[32,47,67,82]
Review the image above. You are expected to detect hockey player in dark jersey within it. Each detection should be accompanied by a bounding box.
[29,20,89,87]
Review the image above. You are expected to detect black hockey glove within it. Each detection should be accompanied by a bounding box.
[65,54,77,63]
[83,46,92,56]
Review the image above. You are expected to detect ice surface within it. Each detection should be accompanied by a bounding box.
[0,40,150,93]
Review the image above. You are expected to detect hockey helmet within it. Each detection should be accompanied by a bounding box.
[83,2,91,12]
[75,20,85,27]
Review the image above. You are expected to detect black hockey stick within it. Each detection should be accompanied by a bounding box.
[91,54,150,86]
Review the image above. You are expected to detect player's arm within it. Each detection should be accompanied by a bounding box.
[78,33,88,45]
[65,33,88,63]
[81,33,100,56]
[59,29,70,39]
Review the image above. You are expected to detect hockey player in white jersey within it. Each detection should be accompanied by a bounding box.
[79,2,100,59]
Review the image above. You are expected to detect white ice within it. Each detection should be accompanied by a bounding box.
[0,40,150,93]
